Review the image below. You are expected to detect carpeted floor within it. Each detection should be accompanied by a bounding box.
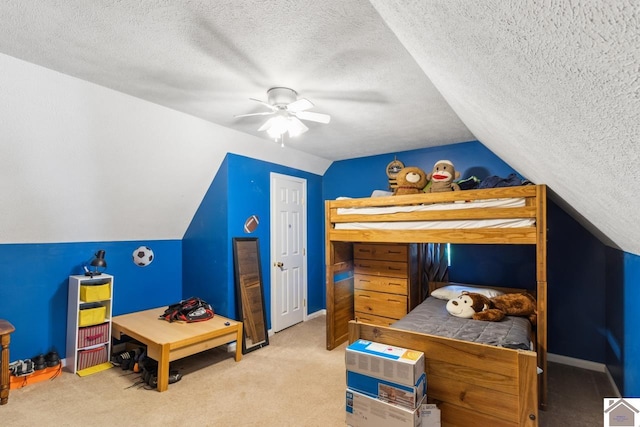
[2,315,617,426]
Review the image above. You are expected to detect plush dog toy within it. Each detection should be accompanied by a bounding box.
[393,166,428,195]
[426,160,461,193]
[446,291,537,325]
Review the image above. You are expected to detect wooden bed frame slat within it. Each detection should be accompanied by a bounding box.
[331,206,537,223]
[328,228,538,244]
[327,185,547,426]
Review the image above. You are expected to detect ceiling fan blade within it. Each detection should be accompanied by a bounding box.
[257,117,276,132]
[295,111,331,124]
[286,98,313,113]
[287,117,309,137]
[234,111,275,118]
[249,98,277,111]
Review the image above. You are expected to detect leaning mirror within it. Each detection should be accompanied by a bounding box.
[233,237,269,354]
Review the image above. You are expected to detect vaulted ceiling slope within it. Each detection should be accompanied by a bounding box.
[371,1,640,255]
[0,2,639,255]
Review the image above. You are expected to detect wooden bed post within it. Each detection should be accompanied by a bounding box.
[326,201,354,350]
[536,184,548,409]
[325,200,336,350]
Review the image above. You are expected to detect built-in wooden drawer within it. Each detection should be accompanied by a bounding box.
[354,289,408,320]
[354,243,408,262]
[355,312,396,327]
[353,259,407,278]
[353,274,408,295]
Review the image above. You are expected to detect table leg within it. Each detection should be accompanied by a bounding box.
[157,344,170,392]
[234,323,243,362]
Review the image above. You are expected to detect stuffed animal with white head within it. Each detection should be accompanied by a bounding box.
[445,292,490,319]
[426,160,461,193]
[446,291,538,325]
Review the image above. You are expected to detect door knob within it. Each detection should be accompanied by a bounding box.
[275,262,284,268]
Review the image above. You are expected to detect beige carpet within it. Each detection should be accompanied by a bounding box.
[2,315,618,426]
[2,315,347,427]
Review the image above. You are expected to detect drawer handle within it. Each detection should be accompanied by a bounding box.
[387,250,402,254]
[358,279,371,283]
[387,299,402,303]
[358,294,371,298]
[389,282,403,287]
[387,267,402,271]
[359,264,371,268]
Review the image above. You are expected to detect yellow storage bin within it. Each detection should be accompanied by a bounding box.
[78,305,106,327]
[80,283,110,302]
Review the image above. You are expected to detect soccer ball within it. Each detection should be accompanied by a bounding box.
[132,246,154,267]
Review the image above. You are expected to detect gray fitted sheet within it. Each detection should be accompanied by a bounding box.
[392,297,532,350]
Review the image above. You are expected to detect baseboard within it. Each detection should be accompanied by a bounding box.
[605,368,622,397]
[547,353,606,372]
[547,353,621,397]
[306,309,326,320]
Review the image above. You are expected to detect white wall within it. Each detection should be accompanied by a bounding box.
[0,53,331,244]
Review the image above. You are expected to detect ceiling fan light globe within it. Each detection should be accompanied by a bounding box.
[287,117,309,138]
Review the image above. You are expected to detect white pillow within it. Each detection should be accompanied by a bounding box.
[430,285,504,300]
[371,190,393,197]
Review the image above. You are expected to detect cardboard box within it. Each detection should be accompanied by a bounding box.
[346,388,424,427]
[346,340,424,387]
[347,370,426,410]
[420,404,441,427]
[80,283,110,302]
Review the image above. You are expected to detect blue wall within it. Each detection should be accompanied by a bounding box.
[621,252,640,396]
[0,240,181,360]
[323,140,519,200]
[183,157,231,317]
[182,153,324,329]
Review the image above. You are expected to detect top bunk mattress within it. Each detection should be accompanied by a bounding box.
[334,197,535,230]
[391,297,532,350]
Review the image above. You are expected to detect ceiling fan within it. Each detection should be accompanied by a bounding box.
[235,87,331,140]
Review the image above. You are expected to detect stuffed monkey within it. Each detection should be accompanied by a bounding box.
[475,292,538,325]
[445,292,491,319]
[446,291,537,325]
[426,160,461,192]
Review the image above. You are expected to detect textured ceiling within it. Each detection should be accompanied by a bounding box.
[1,1,639,255]
[370,0,640,254]
[0,0,473,160]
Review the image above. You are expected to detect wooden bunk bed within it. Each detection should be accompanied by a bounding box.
[325,184,547,427]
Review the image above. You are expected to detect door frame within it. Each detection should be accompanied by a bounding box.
[269,172,308,332]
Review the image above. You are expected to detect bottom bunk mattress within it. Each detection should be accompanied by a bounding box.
[391,297,532,350]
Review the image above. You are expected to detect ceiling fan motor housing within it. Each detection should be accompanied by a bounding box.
[267,87,297,107]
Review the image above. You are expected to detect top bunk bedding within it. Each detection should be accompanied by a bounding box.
[325,185,546,244]
[335,197,534,230]
[392,297,533,351]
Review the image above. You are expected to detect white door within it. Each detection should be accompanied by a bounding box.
[270,173,306,332]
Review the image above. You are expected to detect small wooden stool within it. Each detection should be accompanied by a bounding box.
[0,319,16,405]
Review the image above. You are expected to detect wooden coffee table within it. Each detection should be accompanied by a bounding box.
[111,307,242,391]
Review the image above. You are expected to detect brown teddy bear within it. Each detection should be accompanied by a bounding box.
[393,166,428,195]
[425,160,461,193]
[446,291,537,325]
